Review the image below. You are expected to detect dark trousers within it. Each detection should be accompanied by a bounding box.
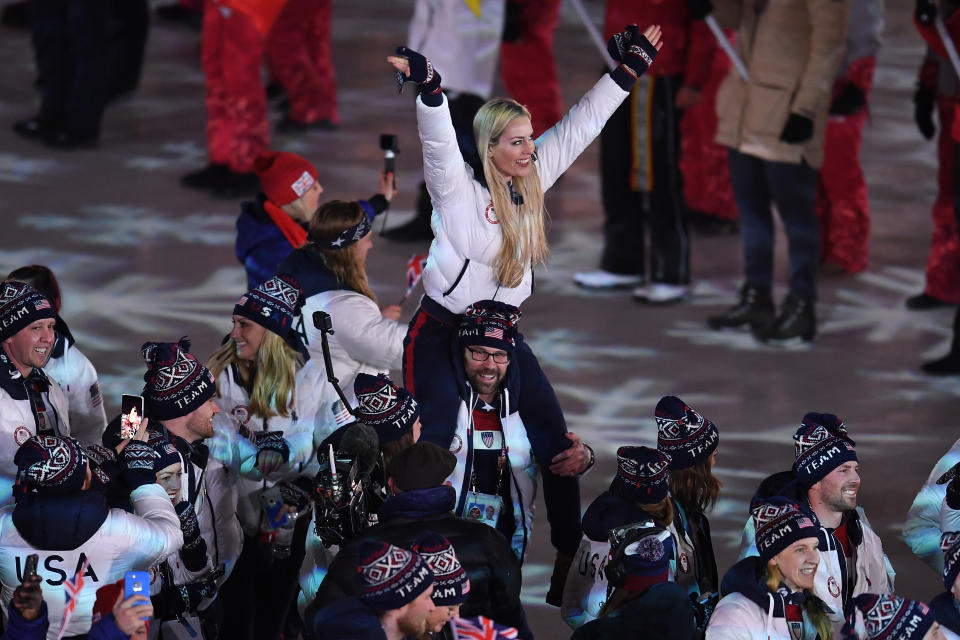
[108,0,149,99]
[217,517,309,640]
[402,297,583,556]
[29,0,111,137]
[727,148,819,298]
[599,73,689,284]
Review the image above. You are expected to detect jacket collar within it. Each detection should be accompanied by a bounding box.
[379,485,456,520]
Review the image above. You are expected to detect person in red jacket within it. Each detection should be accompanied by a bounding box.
[574,0,714,304]
[911,0,960,310]
[916,0,960,374]
[181,0,338,199]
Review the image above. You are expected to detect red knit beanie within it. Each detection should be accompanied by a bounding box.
[254,151,318,206]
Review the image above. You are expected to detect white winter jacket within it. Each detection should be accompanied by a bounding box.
[44,339,106,449]
[904,437,960,574]
[301,289,404,408]
[446,388,537,560]
[707,592,816,640]
[417,74,629,314]
[0,370,71,509]
[0,484,182,640]
[210,361,325,535]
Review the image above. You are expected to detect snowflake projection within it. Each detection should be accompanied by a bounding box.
[60,267,246,337]
[552,378,729,454]
[859,369,960,402]
[533,228,608,298]
[19,204,236,246]
[125,141,209,171]
[519,562,552,609]
[0,153,61,183]
[523,328,656,372]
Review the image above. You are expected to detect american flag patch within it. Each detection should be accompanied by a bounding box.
[484,327,503,340]
[35,299,52,311]
[291,171,314,197]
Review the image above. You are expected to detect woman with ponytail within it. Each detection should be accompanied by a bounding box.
[206,273,326,640]
[385,27,665,604]
[278,199,405,408]
[707,498,833,640]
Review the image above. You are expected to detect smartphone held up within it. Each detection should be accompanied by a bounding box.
[120,394,144,439]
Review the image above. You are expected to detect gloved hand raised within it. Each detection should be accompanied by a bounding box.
[388,46,442,101]
[829,83,866,116]
[119,441,159,491]
[608,24,663,80]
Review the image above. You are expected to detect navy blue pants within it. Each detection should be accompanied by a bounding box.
[402,296,583,555]
[29,0,111,137]
[727,148,819,298]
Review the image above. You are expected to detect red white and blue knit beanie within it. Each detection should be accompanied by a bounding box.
[752,497,818,563]
[611,446,672,505]
[412,531,470,606]
[842,594,936,640]
[357,539,434,612]
[458,300,520,354]
[942,532,960,591]
[0,282,55,341]
[354,373,419,443]
[15,435,88,495]
[792,423,857,489]
[233,274,305,354]
[141,337,216,421]
[655,396,719,470]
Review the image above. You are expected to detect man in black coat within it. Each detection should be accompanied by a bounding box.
[307,442,530,639]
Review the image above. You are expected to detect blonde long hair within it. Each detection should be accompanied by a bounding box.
[207,331,303,419]
[308,200,377,302]
[765,564,833,639]
[474,99,547,288]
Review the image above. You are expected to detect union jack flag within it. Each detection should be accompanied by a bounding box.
[452,616,518,639]
[404,254,428,297]
[57,557,89,640]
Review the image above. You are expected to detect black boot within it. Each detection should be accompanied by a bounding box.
[707,284,775,331]
[754,292,816,344]
[381,181,434,242]
[181,163,232,190]
[922,306,960,375]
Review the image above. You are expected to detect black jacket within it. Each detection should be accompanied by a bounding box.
[570,582,696,640]
[307,485,529,638]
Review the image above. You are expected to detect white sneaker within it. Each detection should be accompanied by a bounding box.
[574,270,644,289]
[634,283,690,305]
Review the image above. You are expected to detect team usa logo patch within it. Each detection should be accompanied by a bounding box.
[827,576,841,598]
[449,434,463,454]
[484,202,498,224]
[13,425,30,446]
[231,404,250,426]
[679,552,689,574]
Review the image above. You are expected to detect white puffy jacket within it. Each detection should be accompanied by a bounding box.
[0,484,182,640]
[44,338,106,448]
[904,437,960,574]
[0,369,71,508]
[707,592,812,640]
[301,289,404,408]
[209,361,326,535]
[417,74,629,314]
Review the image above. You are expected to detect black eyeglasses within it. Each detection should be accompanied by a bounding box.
[466,347,510,364]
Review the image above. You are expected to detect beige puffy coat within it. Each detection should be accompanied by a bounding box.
[714,0,850,168]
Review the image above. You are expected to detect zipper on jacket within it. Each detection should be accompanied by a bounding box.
[442,259,470,297]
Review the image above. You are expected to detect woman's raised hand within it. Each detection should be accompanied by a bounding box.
[387,46,441,95]
[608,24,663,79]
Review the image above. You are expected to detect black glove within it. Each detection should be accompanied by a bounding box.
[161,578,218,616]
[276,479,313,511]
[690,592,719,631]
[687,0,713,20]
[779,113,814,144]
[120,441,159,490]
[607,25,659,79]
[915,86,937,139]
[394,46,442,98]
[545,551,573,607]
[502,0,524,43]
[829,83,866,116]
[175,502,208,571]
[917,0,937,25]
[254,431,290,467]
